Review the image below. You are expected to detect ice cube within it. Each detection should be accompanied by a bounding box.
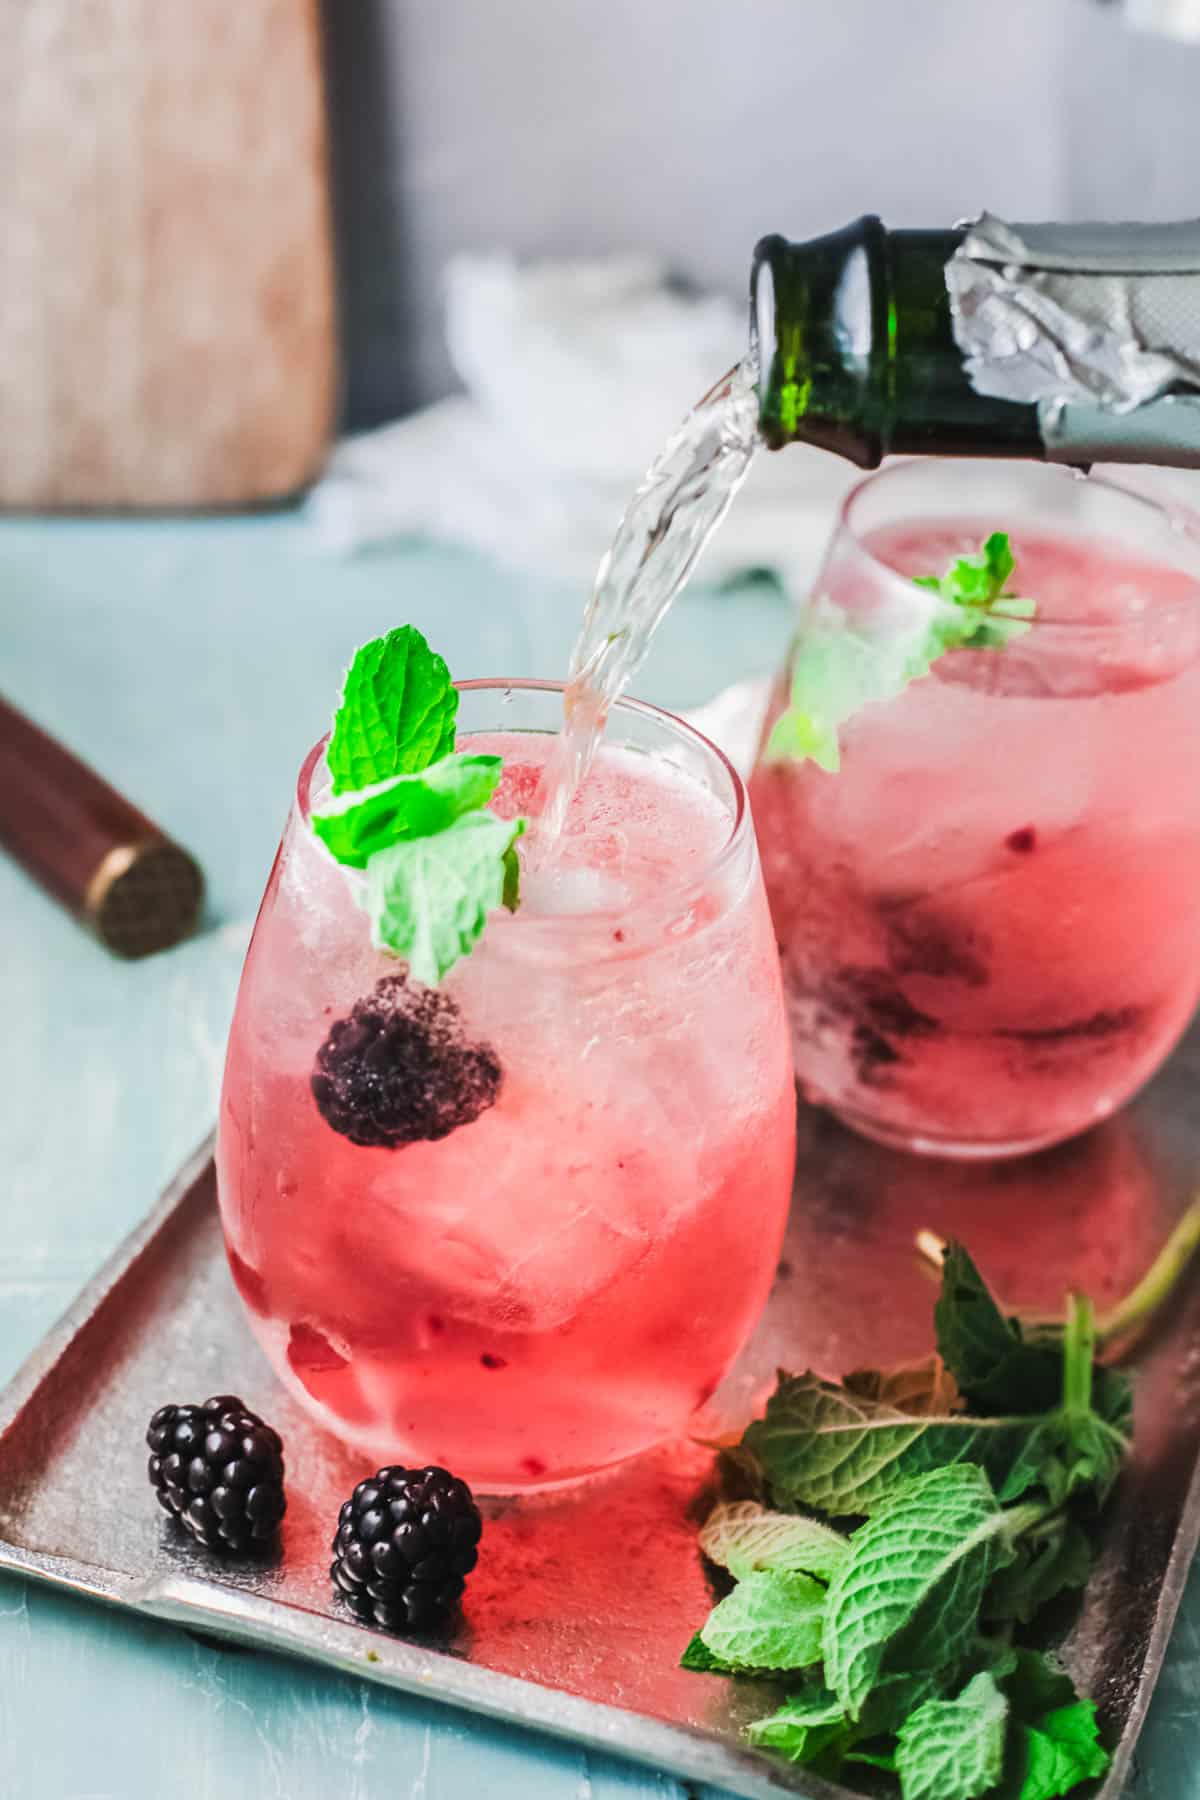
[350,1074,673,1333]
[518,861,633,917]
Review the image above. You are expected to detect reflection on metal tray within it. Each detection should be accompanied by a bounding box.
[4,1028,1200,1800]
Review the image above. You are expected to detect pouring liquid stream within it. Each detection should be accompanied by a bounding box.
[531,356,762,855]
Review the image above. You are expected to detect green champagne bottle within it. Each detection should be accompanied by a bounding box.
[751,214,1200,468]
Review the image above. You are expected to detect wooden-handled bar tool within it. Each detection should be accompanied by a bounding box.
[0,696,203,957]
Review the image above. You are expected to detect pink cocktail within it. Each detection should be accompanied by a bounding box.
[218,680,795,1490]
[751,461,1200,1158]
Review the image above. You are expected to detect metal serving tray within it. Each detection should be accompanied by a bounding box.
[4,1034,1200,1800]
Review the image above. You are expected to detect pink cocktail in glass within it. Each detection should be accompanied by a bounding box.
[751,461,1200,1158]
[218,681,795,1490]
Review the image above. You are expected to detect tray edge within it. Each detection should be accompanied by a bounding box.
[0,1538,834,1800]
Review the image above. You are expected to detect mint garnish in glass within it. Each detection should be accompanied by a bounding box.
[311,626,524,984]
[766,531,1035,771]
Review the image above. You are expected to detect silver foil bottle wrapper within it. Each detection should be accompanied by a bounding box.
[947,213,1200,466]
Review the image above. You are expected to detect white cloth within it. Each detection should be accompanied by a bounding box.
[306,252,854,592]
[684,676,772,778]
[1122,0,1200,41]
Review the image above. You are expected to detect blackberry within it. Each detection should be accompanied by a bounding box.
[147,1395,286,1553]
[879,902,990,988]
[996,1006,1142,1047]
[823,965,939,1085]
[312,974,501,1149]
[331,1465,482,1633]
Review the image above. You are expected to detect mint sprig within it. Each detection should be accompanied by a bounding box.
[327,625,457,794]
[678,1235,1200,1798]
[313,628,523,984]
[765,531,1034,771]
[913,530,1035,652]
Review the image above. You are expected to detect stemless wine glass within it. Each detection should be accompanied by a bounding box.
[217,680,796,1491]
[750,460,1200,1159]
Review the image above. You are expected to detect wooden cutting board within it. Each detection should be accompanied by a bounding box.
[0,0,337,509]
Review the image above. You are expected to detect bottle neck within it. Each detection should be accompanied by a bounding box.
[751,218,1043,466]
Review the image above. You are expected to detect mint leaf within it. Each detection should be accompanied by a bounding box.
[764,704,841,771]
[933,1252,1130,1508]
[961,595,1036,652]
[1001,1650,1078,1723]
[990,1657,1108,1799]
[327,626,457,795]
[365,812,524,985]
[984,1518,1092,1624]
[765,533,1035,769]
[741,1369,1049,1517]
[698,1569,826,1673]
[822,1465,1015,1720]
[764,602,938,774]
[745,1690,852,1765]
[895,1671,1009,1800]
[858,1670,949,1739]
[931,533,1015,607]
[313,755,503,868]
[983,531,1016,592]
[699,1501,849,1582]
[958,1639,1020,1693]
[680,1632,729,1673]
[1007,1411,1128,1511]
[1010,1701,1110,1800]
[935,1243,1065,1415]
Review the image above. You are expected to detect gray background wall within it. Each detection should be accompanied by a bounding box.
[320,0,1200,428]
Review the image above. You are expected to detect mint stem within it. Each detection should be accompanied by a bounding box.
[1062,1294,1095,1416]
[1004,1498,1058,1546]
[1095,1198,1200,1351]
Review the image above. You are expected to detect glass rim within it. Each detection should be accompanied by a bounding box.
[296,676,751,936]
[836,457,1200,634]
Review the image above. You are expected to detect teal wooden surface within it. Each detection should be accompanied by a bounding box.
[1,513,1194,1797]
